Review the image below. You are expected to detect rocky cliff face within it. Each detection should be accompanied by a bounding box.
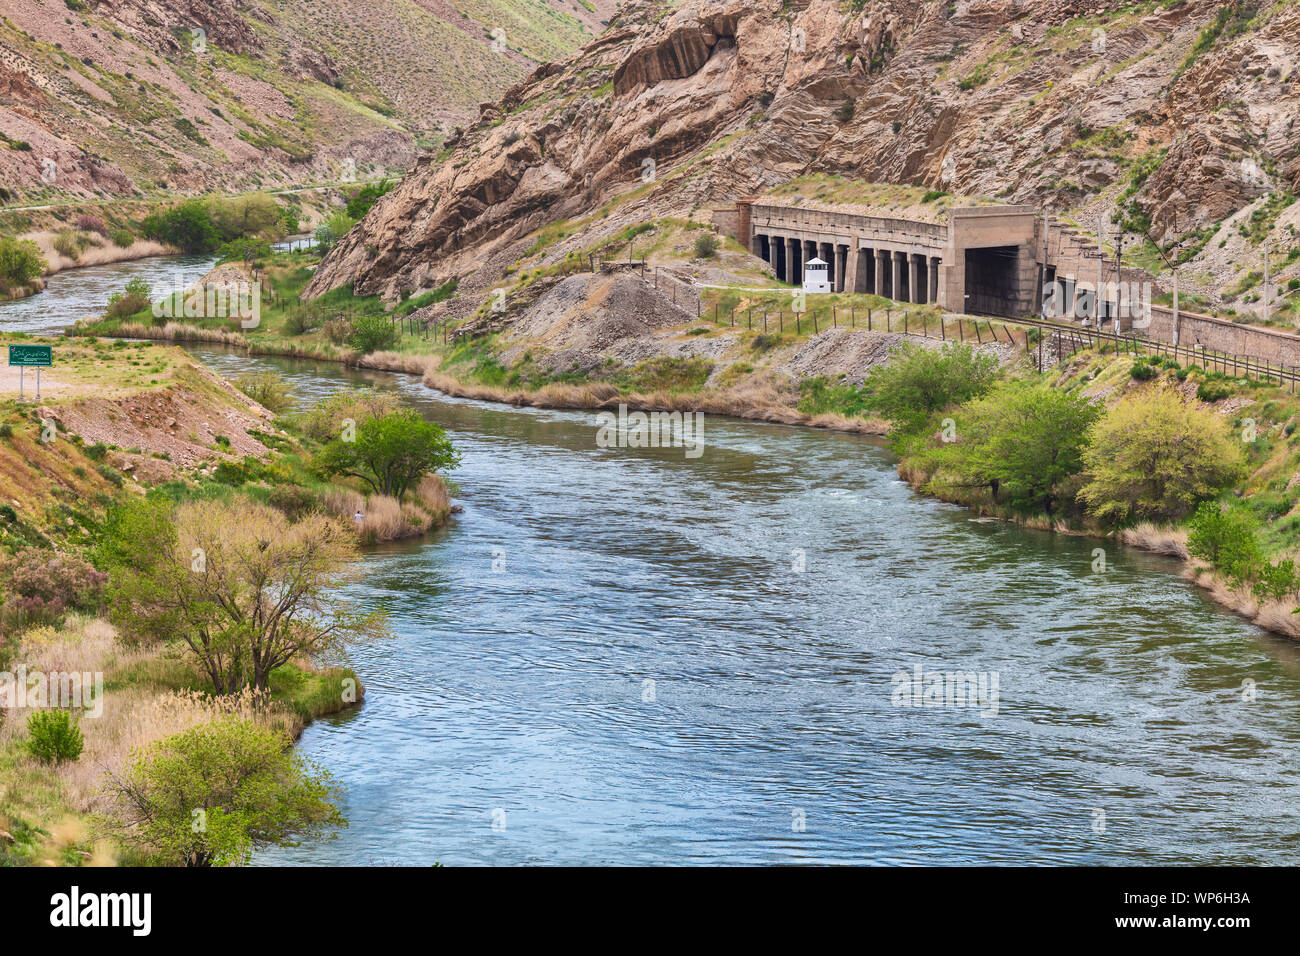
[304,0,1300,306]
[0,0,615,201]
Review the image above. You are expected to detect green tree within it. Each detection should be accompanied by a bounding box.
[948,381,1099,513]
[216,237,273,268]
[318,410,460,501]
[866,342,999,435]
[0,236,47,290]
[106,718,344,866]
[1186,502,1262,585]
[208,193,283,242]
[97,498,387,691]
[1254,558,1300,604]
[140,199,220,253]
[1079,386,1247,523]
[347,312,398,353]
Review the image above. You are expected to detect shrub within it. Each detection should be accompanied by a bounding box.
[1080,386,1247,523]
[235,371,296,413]
[865,341,999,436]
[0,236,47,291]
[1186,502,1262,584]
[693,233,719,259]
[833,101,855,123]
[53,229,83,259]
[1197,381,1232,403]
[0,547,107,629]
[75,214,109,236]
[267,484,319,521]
[284,309,319,336]
[140,199,220,253]
[106,718,344,866]
[105,277,152,320]
[85,441,109,461]
[345,178,395,220]
[26,710,84,764]
[110,227,135,248]
[933,380,1100,514]
[1130,361,1157,380]
[1254,558,1300,604]
[347,312,398,353]
[322,316,353,345]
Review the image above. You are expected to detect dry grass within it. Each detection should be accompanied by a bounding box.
[107,322,250,347]
[320,473,451,543]
[1119,523,1189,559]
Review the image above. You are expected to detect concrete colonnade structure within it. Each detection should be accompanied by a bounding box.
[738,200,1042,316]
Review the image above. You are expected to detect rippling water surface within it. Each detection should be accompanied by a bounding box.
[178,347,1300,866]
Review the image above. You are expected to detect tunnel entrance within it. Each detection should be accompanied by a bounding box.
[963,245,1021,318]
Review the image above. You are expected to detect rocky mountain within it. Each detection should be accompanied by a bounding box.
[0,0,617,202]
[304,0,1300,310]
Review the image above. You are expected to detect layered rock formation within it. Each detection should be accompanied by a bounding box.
[305,0,1300,306]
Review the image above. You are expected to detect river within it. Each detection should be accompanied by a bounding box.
[9,256,1300,865]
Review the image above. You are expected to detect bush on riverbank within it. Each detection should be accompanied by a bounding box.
[0,236,47,294]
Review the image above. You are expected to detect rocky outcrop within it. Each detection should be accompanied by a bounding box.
[305,0,1300,306]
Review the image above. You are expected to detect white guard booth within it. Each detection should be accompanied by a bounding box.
[802,257,831,294]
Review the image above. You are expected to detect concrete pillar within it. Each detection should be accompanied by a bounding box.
[772,235,785,282]
[910,254,924,304]
[893,251,907,303]
[857,248,874,294]
[735,197,755,251]
[845,245,860,294]
[878,249,892,299]
[928,257,940,303]
[788,237,802,285]
[836,245,849,293]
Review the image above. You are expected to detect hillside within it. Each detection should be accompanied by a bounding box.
[0,0,617,203]
[303,0,1300,321]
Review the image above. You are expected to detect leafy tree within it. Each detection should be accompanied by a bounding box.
[1079,386,1247,523]
[0,236,47,290]
[216,237,273,268]
[866,342,999,435]
[208,193,283,242]
[347,312,398,353]
[97,498,387,691]
[140,199,220,253]
[1254,558,1300,604]
[318,410,460,501]
[946,381,1099,513]
[106,718,344,866]
[1186,502,1262,585]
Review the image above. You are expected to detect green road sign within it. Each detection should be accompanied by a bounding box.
[8,344,52,367]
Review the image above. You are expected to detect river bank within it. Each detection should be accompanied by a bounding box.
[177,344,1300,867]
[125,316,1300,646]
